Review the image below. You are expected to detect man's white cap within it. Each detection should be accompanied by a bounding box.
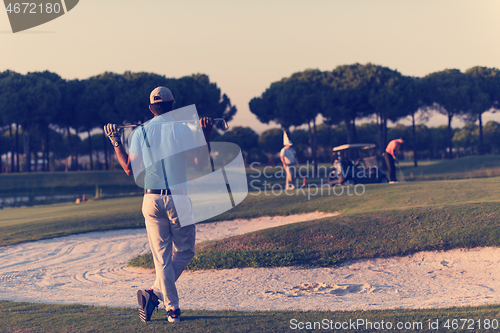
[283,131,293,146]
[150,86,174,104]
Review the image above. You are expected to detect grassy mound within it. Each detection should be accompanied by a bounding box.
[129,176,500,270]
[132,202,500,270]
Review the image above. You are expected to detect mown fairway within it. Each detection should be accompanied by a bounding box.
[2,176,500,247]
[0,170,136,195]
[2,168,500,245]
[3,301,500,333]
[0,196,144,246]
[402,155,500,181]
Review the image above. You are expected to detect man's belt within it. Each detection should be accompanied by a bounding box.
[144,189,187,195]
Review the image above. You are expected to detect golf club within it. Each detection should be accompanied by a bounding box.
[397,162,405,183]
[118,118,228,130]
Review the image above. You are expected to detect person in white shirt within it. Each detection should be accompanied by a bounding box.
[104,86,213,324]
[280,131,297,190]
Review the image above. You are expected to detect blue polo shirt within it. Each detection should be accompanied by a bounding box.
[129,114,198,190]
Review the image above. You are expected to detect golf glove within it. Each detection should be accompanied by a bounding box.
[104,124,122,145]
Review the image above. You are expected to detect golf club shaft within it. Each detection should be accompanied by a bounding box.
[118,118,227,129]
[397,163,405,182]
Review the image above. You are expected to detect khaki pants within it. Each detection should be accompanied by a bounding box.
[142,194,196,310]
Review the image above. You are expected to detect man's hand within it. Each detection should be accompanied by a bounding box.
[104,124,122,145]
[200,117,213,133]
[200,117,213,142]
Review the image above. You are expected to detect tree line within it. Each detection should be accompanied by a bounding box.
[1,64,499,173]
[249,64,500,172]
[0,71,236,172]
[215,120,500,168]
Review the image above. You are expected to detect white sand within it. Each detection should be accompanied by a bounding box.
[1,211,500,311]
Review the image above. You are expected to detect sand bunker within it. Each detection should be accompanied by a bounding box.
[1,211,500,311]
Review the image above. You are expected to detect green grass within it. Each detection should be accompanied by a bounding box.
[217,176,500,218]
[3,165,500,331]
[3,301,500,333]
[129,177,500,270]
[132,201,500,270]
[2,176,500,247]
[0,170,137,195]
[185,202,500,270]
[0,196,144,246]
[402,155,500,181]
[1,155,498,197]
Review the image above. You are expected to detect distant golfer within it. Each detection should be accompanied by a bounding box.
[384,137,405,183]
[280,131,297,190]
[104,86,213,323]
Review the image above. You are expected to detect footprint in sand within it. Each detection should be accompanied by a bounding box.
[440,260,454,268]
[265,283,379,297]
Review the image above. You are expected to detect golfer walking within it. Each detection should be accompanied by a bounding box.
[280,131,297,190]
[384,137,405,183]
[105,86,213,323]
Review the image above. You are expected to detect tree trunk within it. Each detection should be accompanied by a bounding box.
[307,121,313,172]
[242,151,248,166]
[351,118,358,143]
[378,114,384,154]
[67,127,75,170]
[412,112,418,167]
[447,113,453,159]
[41,137,46,172]
[346,120,353,144]
[75,130,80,170]
[0,128,3,173]
[379,115,388,153]
[312,118,318,177]
[382,117,388,150]
[45,130,50,171]
[103,132,109,170]
[41,129,49,172]
[478,113,484,155]
[23,124,32,172]
[87,130,93,170]
[9,124,14,172]
[16,123,20,172]
[33,151,38,172]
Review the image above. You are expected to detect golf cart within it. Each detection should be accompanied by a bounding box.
[328,143,389,185]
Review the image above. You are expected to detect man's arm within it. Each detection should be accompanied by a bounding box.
[280,148,286,166]
[393,141,403,163]
[115,145,134,176]
[104,124,133,176]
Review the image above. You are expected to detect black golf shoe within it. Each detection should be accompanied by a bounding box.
[137,289,159,323]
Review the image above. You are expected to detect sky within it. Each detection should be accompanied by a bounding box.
[2,0,500,133]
